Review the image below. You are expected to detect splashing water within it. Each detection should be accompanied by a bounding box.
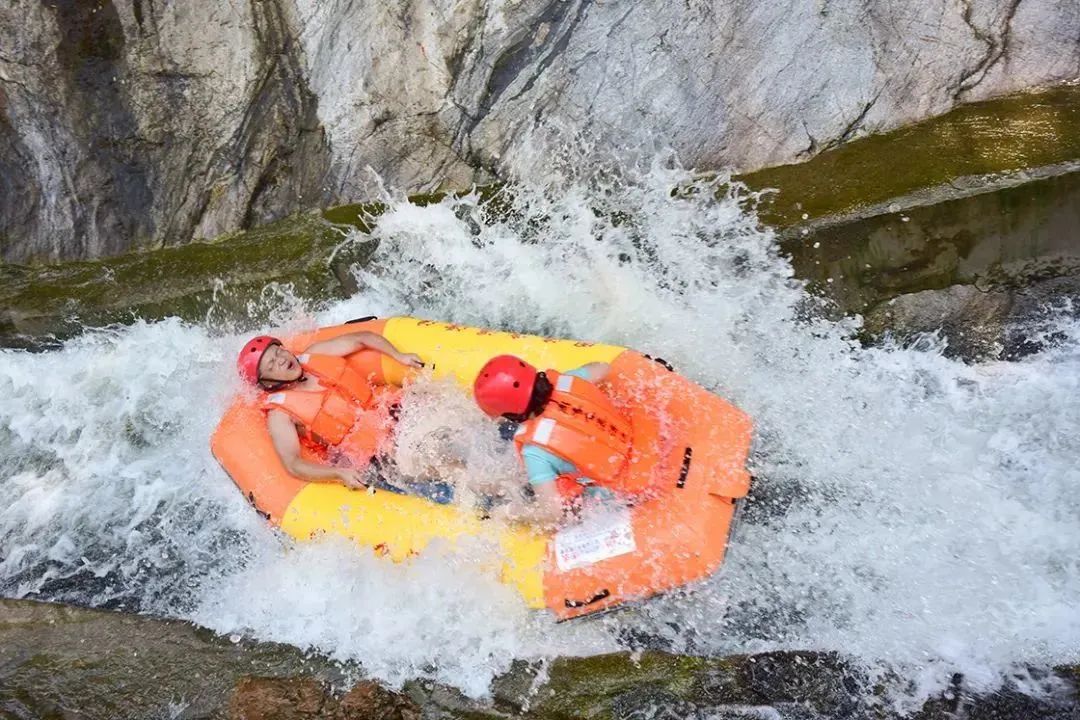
[0,159,1078,700]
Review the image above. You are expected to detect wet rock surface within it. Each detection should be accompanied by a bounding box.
[861,276,1080,361]
[0,211,374,348]
[227,677,421,720]
[1,599,1077,720]
[781,164,1080,361]
[786,167,1080,316]
[0,598,346,719]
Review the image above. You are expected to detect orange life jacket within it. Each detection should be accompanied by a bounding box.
[263,353,398,466]
[513,370,633,499]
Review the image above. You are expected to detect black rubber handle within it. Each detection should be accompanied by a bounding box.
[676,446,693,489]
[564,588,611,608]
[643,353,674,371]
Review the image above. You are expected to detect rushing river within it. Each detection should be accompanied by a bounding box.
[1,160,1078,701]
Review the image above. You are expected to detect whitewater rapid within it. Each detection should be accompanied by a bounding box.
[1,162,1078,700]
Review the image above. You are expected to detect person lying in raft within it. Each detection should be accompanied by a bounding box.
[472,355,629,528]
[236,332,424,491]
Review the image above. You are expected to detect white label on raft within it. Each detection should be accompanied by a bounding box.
[554,509,636,571]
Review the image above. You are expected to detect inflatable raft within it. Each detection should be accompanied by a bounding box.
[211,317,752,620]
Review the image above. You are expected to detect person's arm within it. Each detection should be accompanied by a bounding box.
[519,445,570,528]
[267,410,367,489]
[527,482,567,529]
[304,331,423,368]
[489,479,565,529]
[568,362,610,383]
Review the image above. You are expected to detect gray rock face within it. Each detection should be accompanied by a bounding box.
[2,0,1078,261]
[0,0,337,261]
[862,276,1080,361]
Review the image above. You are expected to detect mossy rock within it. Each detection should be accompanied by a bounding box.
[528,652,712,720]
[740,86,1080,227]
[0,211,365,346]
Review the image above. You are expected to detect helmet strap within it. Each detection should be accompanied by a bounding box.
[259,373,306,392]
[502,371,551,422]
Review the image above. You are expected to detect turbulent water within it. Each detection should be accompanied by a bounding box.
[1,157,1078,702]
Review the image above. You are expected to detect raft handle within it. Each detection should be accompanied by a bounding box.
[675,447,693,489]
[643,354,674,372]
[565,589,611,608]
[345,316,378,324]
[247,492,271,521]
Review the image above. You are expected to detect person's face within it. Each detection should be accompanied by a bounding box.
[258,344,302,385]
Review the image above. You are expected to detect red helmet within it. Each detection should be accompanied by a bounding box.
[474,355,538,417]
[237,335,280,385]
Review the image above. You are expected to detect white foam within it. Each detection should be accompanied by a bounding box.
[1,161,1078,700]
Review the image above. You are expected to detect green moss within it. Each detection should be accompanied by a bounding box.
[320,202,384,231]
[740,86,1080,226]
[0,211,350,342]
[0,184,518,345]
[529,652,713,720]
[319,185,508,230]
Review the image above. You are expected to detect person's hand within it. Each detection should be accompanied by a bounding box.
[394,352,424,369]
[336,468,368,490]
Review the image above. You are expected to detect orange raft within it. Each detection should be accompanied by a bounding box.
[211,317,753,620]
